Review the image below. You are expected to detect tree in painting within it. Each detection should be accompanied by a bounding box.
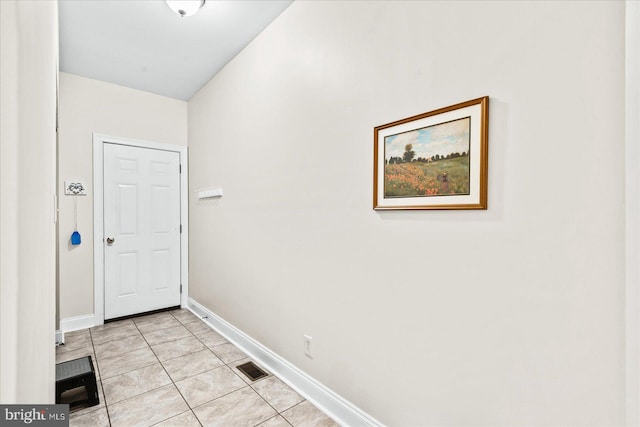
[384,117,471,197]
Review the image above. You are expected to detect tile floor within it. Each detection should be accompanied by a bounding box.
[56,309,339,427]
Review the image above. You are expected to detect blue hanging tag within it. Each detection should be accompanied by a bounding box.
[71,231,81,245]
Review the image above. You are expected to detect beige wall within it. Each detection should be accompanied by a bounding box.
[626,3,640,424]
[0,0,58,403]
[58,72,188,321]
[188,1,626,425]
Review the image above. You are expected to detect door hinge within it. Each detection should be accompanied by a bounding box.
[179,164,182,174]
[180,284,182,294]
[180,224,182,234]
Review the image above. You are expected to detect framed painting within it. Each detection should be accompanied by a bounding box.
[373,96,489,210]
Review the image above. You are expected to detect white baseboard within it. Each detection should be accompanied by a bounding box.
[55,329,64,345]
[60,314,96,333]
[188,298,384,427]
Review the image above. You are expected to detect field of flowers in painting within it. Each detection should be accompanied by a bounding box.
[384,156,470,197]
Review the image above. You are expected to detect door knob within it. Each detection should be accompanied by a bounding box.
[106,237,115,244]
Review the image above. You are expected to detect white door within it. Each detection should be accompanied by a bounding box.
[103,143,181,319]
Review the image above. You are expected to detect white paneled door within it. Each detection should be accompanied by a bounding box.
[103,143,181,319]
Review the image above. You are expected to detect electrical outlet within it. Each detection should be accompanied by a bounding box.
[303,334,313,358]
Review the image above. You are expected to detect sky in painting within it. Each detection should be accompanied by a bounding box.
[385,117,470,161]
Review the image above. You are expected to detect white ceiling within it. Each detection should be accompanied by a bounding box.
[59,0,293,101]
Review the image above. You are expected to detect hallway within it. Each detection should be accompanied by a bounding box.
[56,309,338,427]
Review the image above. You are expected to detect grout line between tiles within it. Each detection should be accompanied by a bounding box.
[99,377,113,427]
[148,409,202,427]
[163,311,253,421]
[126,316,191,427]
[213,341,296,426]
[250,385,286,424]
[101,372,173,407]
[166,311,258,413]
[167,311,207,427]
[190,383,253,412]
[162,350,222,383]
[280,400,309,425]
[93,321,112,427]
[151,348,193,411]
[66,310,333,427]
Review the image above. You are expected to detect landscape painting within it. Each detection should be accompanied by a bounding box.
[373,96,489,210]
[383,117,470,198]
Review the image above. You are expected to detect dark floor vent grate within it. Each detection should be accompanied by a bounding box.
[236,361,268,381]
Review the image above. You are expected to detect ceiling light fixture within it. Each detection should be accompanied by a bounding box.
[165,0,205,18]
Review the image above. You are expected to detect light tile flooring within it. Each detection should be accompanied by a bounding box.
[56,309,339,427]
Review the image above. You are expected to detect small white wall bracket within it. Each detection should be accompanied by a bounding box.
[65,181,87,195]
[196,187,223,199]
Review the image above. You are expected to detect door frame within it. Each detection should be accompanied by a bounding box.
[93,133,189,326]
[627,1,640,425]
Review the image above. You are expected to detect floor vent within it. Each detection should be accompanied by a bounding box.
[236,361,268,382]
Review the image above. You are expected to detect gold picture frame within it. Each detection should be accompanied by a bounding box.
[374,96,489,210]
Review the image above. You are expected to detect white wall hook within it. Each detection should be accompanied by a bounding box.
[196,187,223,199]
